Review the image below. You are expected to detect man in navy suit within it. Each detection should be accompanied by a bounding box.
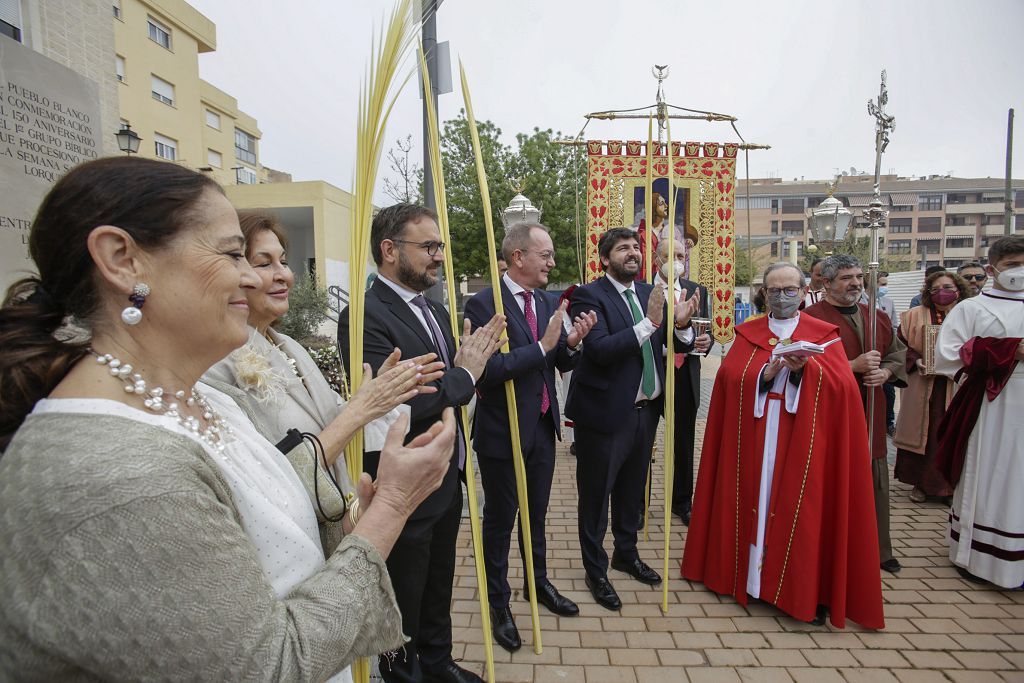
[567,227,701,610]
[339,204,504,683]
[464,223,597,652]
[652,241,713,526]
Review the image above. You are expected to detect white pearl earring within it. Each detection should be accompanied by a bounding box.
[121,282,150,325]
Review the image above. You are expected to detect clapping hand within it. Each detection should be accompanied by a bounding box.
[567,310,597,348]
[674,288,701,328]
[454,314,507,379]
[350,348,444,423]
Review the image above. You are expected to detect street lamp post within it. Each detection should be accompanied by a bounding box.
[114,122,142,155]
[807,189,853,255]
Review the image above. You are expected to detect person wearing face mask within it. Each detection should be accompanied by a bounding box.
[933,235,1024,588]
[892,272,968,505]
[804,254,908,575]
[652,241,712,526]
[682,262,883,629]
[860,272,897,436]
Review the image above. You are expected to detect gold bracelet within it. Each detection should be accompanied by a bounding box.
[348,498,361,528]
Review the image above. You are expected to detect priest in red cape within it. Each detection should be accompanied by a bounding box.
[682,262,884,629]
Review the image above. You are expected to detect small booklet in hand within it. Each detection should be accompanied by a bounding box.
[772,338,841,359]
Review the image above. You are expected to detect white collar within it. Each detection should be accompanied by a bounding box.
[984,288,1024,301]
[503,272,530,297]
[605,273,635,296]
[377,273,421,304]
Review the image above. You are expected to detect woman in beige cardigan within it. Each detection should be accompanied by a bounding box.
[204,210,446,553]
[0,157,503,680]
[893,271,969,503]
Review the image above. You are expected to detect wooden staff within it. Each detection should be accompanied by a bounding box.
[661,121,676,614]
[418,48,495,683]
[459,60,543,654]
[346,3,417,680]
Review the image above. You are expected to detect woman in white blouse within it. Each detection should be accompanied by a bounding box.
[204,211,445,545]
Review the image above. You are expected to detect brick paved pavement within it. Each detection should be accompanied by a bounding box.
[445,355,1024,683]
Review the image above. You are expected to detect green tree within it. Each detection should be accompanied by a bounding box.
[439,111,512,281]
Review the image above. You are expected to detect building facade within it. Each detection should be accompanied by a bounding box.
[736,174,1024,269]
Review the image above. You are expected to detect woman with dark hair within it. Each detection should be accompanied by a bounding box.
[203,210,445,560]
[0,157,459,680]
[893,270,969,503]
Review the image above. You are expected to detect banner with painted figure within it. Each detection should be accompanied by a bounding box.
[584,139,738,343]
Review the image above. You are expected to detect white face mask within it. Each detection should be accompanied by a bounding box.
[659,259,686,281]
[993,264,1024,291]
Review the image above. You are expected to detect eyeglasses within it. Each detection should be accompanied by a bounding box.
[929,285,957,293]
[393,239,446,256]
[527,250,555,262]
[961,274,986,281]
[766,287,802,297]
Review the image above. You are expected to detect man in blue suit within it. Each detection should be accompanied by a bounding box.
[567,227,701,610]
[464,222,597,653]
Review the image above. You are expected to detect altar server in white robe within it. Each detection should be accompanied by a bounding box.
[934,235,1024,588]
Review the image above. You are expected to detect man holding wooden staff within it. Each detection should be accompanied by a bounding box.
[465,222,596,652]
[340,203,505,683]
[567,227,700,610]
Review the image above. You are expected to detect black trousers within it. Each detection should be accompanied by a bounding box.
[477,412,556,609]
[671,364,699,513]
[576,402,660,579]
[884,381,896,428]
[379,485,462,683]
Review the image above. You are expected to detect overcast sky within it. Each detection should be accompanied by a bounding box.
[189,0,1023,199]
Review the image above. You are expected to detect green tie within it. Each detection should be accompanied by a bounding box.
[624,288,657,398]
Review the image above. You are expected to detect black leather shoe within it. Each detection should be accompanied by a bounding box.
[585,574,621,611]
[880,558,902,574]
[422,660,485,683]
[672,505,692,526]
[611,554,662,585]
[526,580,579,616]
[809,604,828,626]
[489,606,521,652]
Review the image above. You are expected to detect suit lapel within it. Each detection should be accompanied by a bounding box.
[598,276,635,330]
[372,279,436,352]
[425,297,456,359]
[500,281,533,341]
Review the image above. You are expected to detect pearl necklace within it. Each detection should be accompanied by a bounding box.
[94,352,231,451]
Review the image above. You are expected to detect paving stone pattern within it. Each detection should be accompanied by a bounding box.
[444,356,1024,683]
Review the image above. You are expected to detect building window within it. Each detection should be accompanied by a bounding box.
[916,239,940,254]
[946,215,969,226]
[153,133,177,161]
[1016,191,1024,208]
[770,220,778,235]
[985,214,1005,225]
[806,196,824,209]
[148,16,172,50]
[735,196,770,210]
[918,194,942,211]
[151,75,174,106]
[946,193,968,205]
[113,1,122,19]
[945,259,966,268]
[1017,214,1023,231]
[782,241,804,258]
[771,199,779,215]
[235,129,257,164]
[770,242,778,257]
[781,198,804,214]
[205,109,221,130]
[889,218,912,234]
[0,0,22,42]
[781,220,804,235]
[945,237,974,249]
[890,203,913,212]
[888,239,911,255]
[207,149,222,168]
[918,217,941,233]
[116,55,126,83]
[235,166,258,185]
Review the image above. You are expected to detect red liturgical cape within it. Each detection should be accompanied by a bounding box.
[681,314,884,629]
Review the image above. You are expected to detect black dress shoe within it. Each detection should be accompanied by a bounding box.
[422,660,485,683]
[672,505,692,526]
[809,604,828,626]
[526,580,579,616]
[585,574,621,611]
[611,554,662,585]
[880,558,902,574]
[955,565,988,584]
[489,606,521,652]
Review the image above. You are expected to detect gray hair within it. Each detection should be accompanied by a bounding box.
[501,222,548,262]
[957,261,985,273]
[819,254,861,281]
[761,261,803,283]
